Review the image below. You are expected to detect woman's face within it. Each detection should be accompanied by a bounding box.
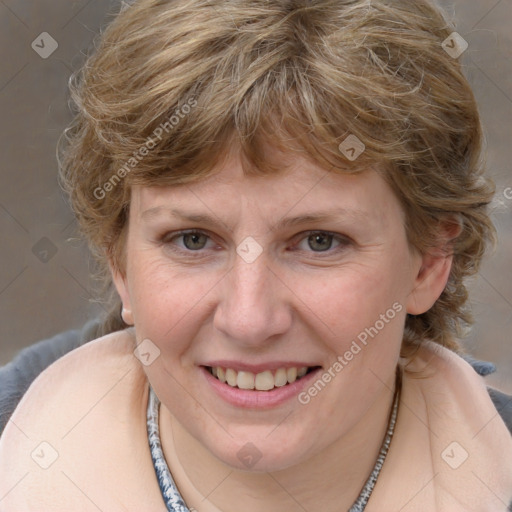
[114,149,428,472]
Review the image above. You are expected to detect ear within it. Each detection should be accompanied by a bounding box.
[406,217,462,315]
[109,261,134,325]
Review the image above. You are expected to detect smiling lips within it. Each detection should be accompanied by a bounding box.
[206,366,315,391]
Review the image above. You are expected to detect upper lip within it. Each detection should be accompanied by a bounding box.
[201,361,322,373]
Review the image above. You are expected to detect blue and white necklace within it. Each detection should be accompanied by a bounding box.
[146,366,402,512]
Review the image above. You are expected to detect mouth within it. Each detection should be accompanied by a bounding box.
[204,365,321,392]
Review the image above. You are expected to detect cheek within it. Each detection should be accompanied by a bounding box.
[125,236,413,364]
[126,254,221,352]
[292,258,409,352]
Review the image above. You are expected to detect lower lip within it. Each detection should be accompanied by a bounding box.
[201,367,322,409]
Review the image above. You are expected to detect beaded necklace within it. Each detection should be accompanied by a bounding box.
[147,366,402,512]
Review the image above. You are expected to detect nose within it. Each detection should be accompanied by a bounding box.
[213,255,293,348]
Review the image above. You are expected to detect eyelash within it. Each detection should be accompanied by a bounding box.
[158,229,352,257]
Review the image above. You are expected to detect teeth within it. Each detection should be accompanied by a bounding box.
[297,367,308,377]
[287,367,297,384]
[226,368,237,387]
[255,371,274,391]
[210,366,311,391]
[217,367,226,383]
[274,368,288,387]
[237,371,255,390]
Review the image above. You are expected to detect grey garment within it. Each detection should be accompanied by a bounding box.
[460,354,497,376]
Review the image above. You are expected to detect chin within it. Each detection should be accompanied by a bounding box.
[202,428,316,473]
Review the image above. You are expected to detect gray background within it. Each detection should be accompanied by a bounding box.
[0,0,511,392]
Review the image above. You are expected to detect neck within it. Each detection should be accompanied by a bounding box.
[158,371,398,512]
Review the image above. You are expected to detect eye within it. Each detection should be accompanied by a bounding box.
[294,231,350,254]
[160,230,216,253]
[158,229,351,257]
[180,231,209,251]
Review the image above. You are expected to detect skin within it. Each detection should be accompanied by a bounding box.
[1,146,512,511]
[110,146,460,509]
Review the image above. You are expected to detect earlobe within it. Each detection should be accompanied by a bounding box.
[121,307,134,325]
[109,261,134,325]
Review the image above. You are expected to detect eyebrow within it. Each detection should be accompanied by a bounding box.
[140,206,369,232]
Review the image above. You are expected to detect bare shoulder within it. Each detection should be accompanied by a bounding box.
[0,329,161,511]
[403,341,510,435]
[0,328,144,437]
[397,341,512,510]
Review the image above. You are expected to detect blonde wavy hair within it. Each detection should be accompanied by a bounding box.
[58,0,496,354]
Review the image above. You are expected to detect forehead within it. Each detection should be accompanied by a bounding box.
[130,151,404,230]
